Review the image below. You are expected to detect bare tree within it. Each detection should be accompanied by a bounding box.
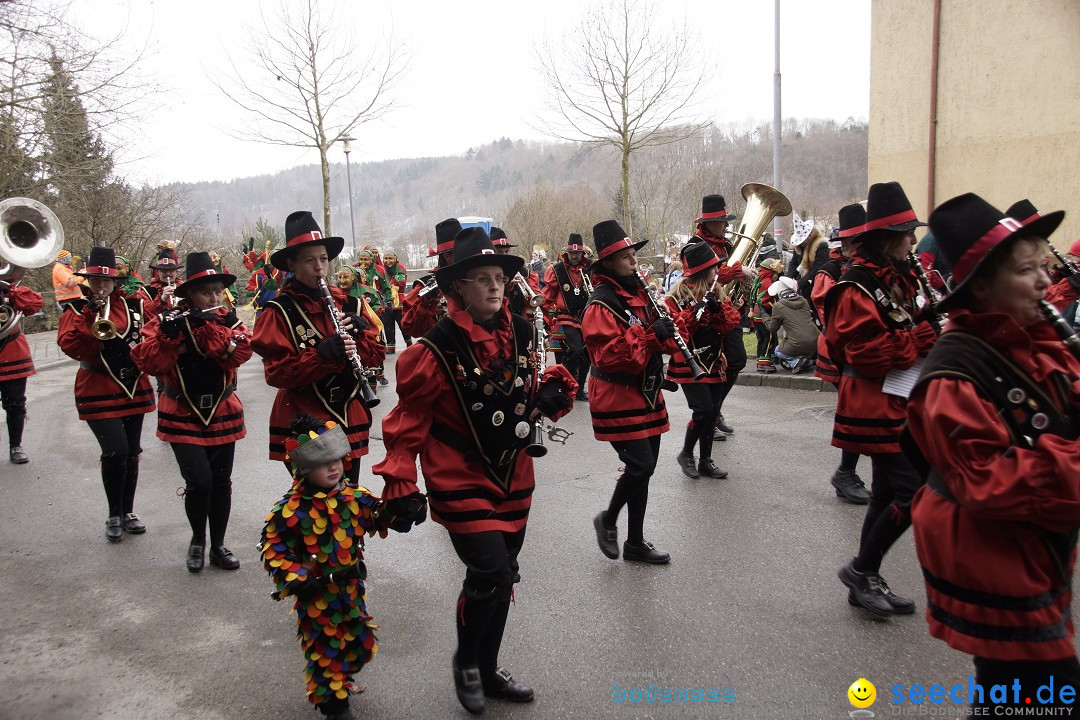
[536,0,708,235]
[213,0,409,238]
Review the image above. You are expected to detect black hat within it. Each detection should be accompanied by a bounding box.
[75,246,119,278]
[1005,199,1041,224]
[862,182,926,234]
[435,218,462,255]
[435,227,525,292]
[565,233,587,252]
[269,211,345,271]
[149,246,180,271]
[837,203,867,239]
[175,251,236,298]
[680,241,720,277]
[587,220,647,271]
[490,226,515,248]
[929,193,1064,310]
[695,195,737,224]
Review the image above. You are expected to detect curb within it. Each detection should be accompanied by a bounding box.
[735,372,835,393]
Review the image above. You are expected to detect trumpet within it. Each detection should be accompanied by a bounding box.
[316,277,380,409]
[581,269,594,295]
[511,273,543,308]
[90,293,117,341]
[417,274,440,298]
[635,270,707,380]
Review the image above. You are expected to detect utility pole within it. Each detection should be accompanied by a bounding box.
[772,0,784,257]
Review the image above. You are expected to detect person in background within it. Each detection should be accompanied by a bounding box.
[663,260,683,293]
[765,276,819,373]
[52,250,82,312]
[542,234,593,402]
[789,214,830,302]
[492,227,542,321]
[400,218,460,338]
[381,250,410,353]
[750,257,783,374]
[0,272,43,463]
[138,244,181,315]
[1007,200,1080,322]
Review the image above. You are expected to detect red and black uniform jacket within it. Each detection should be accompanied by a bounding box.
[811,250,846,384]
[582,271,681,441]
[373,299,575,534]
[823,258,936,454]
[57,289,156,421]
[542,257,589,331]
[664,294,740,384]
[400,280,442,338]
[131,308,251,445]
[691,228,744,285]
[0,285,43,382]
[251,282,386,462]
[907,310,1080,661]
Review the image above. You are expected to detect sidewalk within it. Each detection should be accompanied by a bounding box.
[735,369,836,393]
[24,329,73,371]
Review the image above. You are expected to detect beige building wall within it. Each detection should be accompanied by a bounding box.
[869,0,1080,246]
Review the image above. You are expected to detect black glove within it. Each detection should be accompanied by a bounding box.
[650,316,676,341]
[345,312,370,334]
[535,379,571,418]
[316,334,346,362]
[704,293,721,313]
[385,494,427,533]
[0,280,10,294]
[160,308,185,339]
[327,560,367,585]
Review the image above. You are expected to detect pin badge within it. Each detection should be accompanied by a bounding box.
[492,411,505,427]
[562,283,571,291]
[1031,413,1050,430]
[472,402,484,411]
[514,403,526,416]
[515,421,530,438]
[483,384,494,395]
[1007,388,1026,404]
[514,377,524,387]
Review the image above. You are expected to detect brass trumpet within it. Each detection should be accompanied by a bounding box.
[91,294,117,341]
[511,273,543,308]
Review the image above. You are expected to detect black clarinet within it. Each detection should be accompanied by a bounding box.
[1038,300,1080,362]
[635,270,707,380]
[525,307,548,458]
[316,278,380,408]
[1049,245,1079,278]
[908,251,945,334]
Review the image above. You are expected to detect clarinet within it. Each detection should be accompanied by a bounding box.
[1038,300,1080,362]
[316,278,380,408]
[1049,245,1079,278]
[635,270,707,380]
[525,308,549,458]
[908,251,945,334]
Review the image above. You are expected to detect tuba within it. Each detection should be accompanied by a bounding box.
[0,198,65,340]
[721,183,792,307]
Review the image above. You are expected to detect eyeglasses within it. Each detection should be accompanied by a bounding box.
[459,274,510,288]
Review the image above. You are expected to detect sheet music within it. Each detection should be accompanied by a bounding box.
[881,357,925,399]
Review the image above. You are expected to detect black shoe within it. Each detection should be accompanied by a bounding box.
[386,348,396,355]
[575,389,588,402]
[713,427,727,442]
[831,469,871,504]
[324,710,357,720]
[623,540,670,564]
[187,543,205,573]
[716,414,734,434]
[593,512,619,559]
[483,668,535,703]
[122,512,146,534]
[453,658,485,715]
[756,364,777,374]
[676,451,699,478]
[838,560,893,618]
[875,574,916,614]
[9,446,28,464]
[105,516,123,543]
[377,376,389,386]
[697,459,729,479]
[209,546,240,570]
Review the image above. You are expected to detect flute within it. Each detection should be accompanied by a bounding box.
[316,278,380,409]
[635,270,707,380]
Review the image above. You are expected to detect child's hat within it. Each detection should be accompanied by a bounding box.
[284,415,352,476]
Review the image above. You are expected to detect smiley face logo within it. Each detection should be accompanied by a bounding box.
[847,678,876,708]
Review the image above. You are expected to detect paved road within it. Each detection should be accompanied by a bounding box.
[0,335,1061,720]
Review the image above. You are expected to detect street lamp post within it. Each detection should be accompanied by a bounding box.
[341,135,357,256]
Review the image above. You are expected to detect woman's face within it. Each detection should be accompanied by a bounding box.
[188,282,224,311]
[89,277,115,297]
[336,268,354,289]
[970,238,1051,327]
[884,232,916,262]
[603,247,637,276]
[453,264,506,322]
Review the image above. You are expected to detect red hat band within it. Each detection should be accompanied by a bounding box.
[838,225,865,238]
[288,230,323,248]
[863,209,917,233]
[951,217,1023,285]
[684,254,720,277]
[85,266,118,276]
[698,210,728,221]
[597,238,633,260]
[185,269,220,283]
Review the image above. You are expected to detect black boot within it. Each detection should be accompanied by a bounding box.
[831,469,871,504]
[623,540,670,564]
[593,511,619,559]
[453,656,485,715]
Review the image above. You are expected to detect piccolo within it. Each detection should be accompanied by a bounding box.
[316,278,380,409]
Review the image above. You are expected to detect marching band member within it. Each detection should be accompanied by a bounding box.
[826,182,937,618]
[0,272,43,464]
[251,211,386,486]
[373,227,575,715]
[381,249,410,352]
[400,218,460,338]
[907,194,1080,706]
[57,246,155,542]
[585,220,682,565]
[813,204,870,504]
[138,244,181,314]
[664,242,741,479]
[491,227,542,321]
[1007,199,1080,316]
[130,252,251,573]
[542,234,592,401]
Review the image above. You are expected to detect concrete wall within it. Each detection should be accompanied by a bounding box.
[869,0,1080,246]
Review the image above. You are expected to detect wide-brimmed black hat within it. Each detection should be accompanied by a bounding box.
[435,227,525,292]
[149,246,180,271]
[695,195,737,224]
[75,246,119,278]
[1006,199,1041,224]
[587,220,647,271]
[929,192,1064,310]
[680,240,720,277]
[490,226,515,248]
[435,218,463,255]
[837,203,867,240]
[270,211,345,270]
[565,233,587,252]
[175,251,236,298]
[862,182,926,234]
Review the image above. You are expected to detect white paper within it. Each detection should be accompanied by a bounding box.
[881,357,925,399]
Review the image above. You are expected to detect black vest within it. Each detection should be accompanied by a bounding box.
[98,297,145,398]
[174,312,242,425]
[824,265,917,331]
[587,283,664,407]
[553,262,588,320]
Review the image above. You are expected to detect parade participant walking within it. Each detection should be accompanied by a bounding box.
[0,274,43,464]
[57,246,155,542]
[814,203,870,504]
[542,234,592,401]
[138,244,181,313]
[130,252,250,573]
[685,195,754,440]
[1007,199,1080,316]
[492,227,542,320]
[381,249,410,352]
[825,182,938,617]
[251,211,386,486]
[373,227,576,715]
[907,193,1080,707]
[585,220,682,565]
[400,218,460,337]
[51,250,82,311]
[262,415,419,720]
[664,241,741,479]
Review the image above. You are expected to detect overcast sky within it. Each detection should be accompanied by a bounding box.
[72,0,870,186]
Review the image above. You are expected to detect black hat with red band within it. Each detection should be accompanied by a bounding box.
[837,203,867,239]
[863,181,927,234]
[490,226,515,248]
[680,241,720,277]
[695,195,736,225]
[435,218,463,255]
[75,246,119,278]
[175,251,236,298]
[270,211,344,271]
[587,220,646,271]
[565,233,588,252]
[1005,198,1041,224]
[435,227,524,293]
[929,192,1064,310]
[149,246,180,271]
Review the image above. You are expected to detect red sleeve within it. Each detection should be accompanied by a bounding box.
[908,378,1080,532]
[251,305,343,389]
[582,303,661,374]
[1046,276,1079,312]
[527,271,542,294]
[129,315,182,374]
[541,266,559,316]
[538,364,577,422]
[715,262,742,285]
[8,286,43,314]
[57,303,103,361]
[191,320,254,369]
[825,286,922,377]
[811,272,836,326]
[713,299,741,333]
[400,284,439,337]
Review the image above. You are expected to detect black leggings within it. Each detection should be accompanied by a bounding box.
[853,452,924,574]
[86,415,145,517]
[0,377,27,447]
[382,307,410,349]
[450,529,526,679]
[604,435,662,545]
[171,442,235,548]
[680,382,725,461]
